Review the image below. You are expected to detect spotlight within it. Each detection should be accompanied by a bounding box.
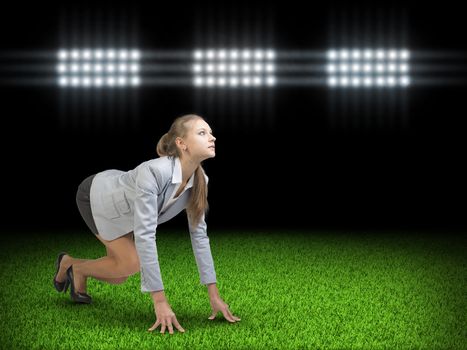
[218,77,227,86]
[71,50,80,59]
[194,77,203,86]
[206,50,215,60]
[326,48,411,89]
[119,50,128,59]
[229,77,239,86]
[400,76,410,86]
[328,50,338,60]
[254,50,264,60]
[229,50,239,60]
[192,48,276,88]
[56,64,66,73]
[131,50,140,60]
[106,50,116,59]
[266,50,275,60]
[56,48,141,88]
[194,50,203,60]
[94,50,104,59]
[217,50,227,60]
[266,76,276,86]
[328,76,338,87]
[82,50,92,60]
[94,77,103,87]
[58,50,67,60]
[58,76,68,86]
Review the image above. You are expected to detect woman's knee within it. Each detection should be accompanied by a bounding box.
[119,257,140,276]
[95,232,140,275]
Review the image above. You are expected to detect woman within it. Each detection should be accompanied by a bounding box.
[53,114,240,334]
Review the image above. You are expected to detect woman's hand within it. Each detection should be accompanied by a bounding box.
[208,296,241,323]
[148,300,185,334]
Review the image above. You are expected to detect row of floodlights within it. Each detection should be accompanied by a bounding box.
[327,49,410,60]
[56,49,409,61]
[57,63,140,73]
[328,76,410,87]
[58,76,140,87]
[54,49,413,88]
[194,76,276,87]
[56,63,410,74]
[57,76,410,87]
[327,63,409,73]
[193,63,275,74]
[57,49,141,60]
[194,49,275,60]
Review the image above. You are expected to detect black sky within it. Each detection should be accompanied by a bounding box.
[1,1,466,232]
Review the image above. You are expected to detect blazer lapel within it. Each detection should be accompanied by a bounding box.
[160,183,177,214]
[158,156,194,217]
[159,157,180,215]
[159,190,190,222]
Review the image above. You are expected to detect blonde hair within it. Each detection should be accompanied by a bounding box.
[156,114,209,227]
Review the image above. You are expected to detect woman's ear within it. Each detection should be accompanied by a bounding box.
[175,137,186,151]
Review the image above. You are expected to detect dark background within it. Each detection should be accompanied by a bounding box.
[0,0,466,233]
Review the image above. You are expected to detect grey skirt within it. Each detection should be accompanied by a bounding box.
[76,174,99,235]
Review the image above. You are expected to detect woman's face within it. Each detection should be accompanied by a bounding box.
[180,118,216,161]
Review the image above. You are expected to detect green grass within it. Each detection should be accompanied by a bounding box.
[0,229,466,349]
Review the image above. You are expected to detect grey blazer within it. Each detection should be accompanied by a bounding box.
[90,156,217,292]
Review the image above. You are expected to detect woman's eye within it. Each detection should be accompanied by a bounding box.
[199,131,205,135]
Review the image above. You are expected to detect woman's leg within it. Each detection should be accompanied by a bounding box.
[71,175,138,292]
[56,232,139,293]
[56,256,129,286]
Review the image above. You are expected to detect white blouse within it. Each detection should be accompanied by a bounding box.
[160,174,194,214]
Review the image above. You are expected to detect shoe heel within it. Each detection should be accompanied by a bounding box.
[66,265,92,304]
[53,252,68,293]
[63,279,70,293]
[67,265,76,298]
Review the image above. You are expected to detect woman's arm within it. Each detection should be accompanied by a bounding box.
[151,290,167,303]
[207,282,219,299]
[186,208,240,323]
[134,165,165,293]
[187,212,218,288]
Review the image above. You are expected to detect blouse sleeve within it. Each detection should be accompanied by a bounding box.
[187,211,217,286]
[133,165,165,292]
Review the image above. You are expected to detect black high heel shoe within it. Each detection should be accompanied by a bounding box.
[66,265,92,304]
[53,252,70,292]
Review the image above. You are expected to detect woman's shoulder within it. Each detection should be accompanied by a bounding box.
[142,156,173,168]
[137,156,174,177]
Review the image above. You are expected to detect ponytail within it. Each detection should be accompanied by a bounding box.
[156,133,171,157]
[187,165,209,226]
